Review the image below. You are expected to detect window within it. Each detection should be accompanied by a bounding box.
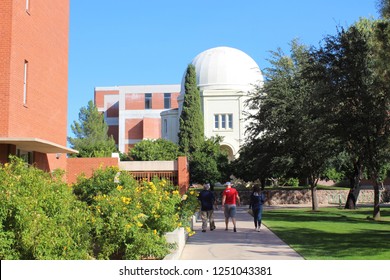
[214,115,219,129]
[164,93,171,109]
[164,119,168,134]
[23,60,28,105]
[214,114,233,130]
[221,114,226,129]
[228,114,233,129]
[145,93,152,109]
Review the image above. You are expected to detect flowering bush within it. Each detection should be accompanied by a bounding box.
[73,169,185,259]
[0,158,200,260]
[177,189,199,236]
[0,157,92,260]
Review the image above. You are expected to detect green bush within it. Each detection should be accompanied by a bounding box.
[73,168,188,259]
[0,157,92,260]
[0,158,199,260]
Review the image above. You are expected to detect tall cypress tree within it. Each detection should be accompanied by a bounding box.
[178,64,204,156]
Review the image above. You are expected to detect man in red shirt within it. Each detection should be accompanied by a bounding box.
[222,182,240,232]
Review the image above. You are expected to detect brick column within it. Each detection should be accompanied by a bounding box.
[177,156,189,194]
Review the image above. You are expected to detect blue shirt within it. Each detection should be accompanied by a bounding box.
[198,190,215,211]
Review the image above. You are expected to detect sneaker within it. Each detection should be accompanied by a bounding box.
[225,228,228,231]
[257,227,261,232]
[234,227,237,232]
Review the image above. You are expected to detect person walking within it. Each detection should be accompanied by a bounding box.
[198,183,216,232]
[221,182,240,232]
[249,185,265,232]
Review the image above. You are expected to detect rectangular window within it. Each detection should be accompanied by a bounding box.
[214,115,219,129]
[164,119,168,134]
[221,114,226,129]
[145,93,152,109]
[228,114,233,129]
[164,93,171,109]
[23,60,28,105]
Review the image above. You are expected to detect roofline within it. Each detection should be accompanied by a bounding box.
[0,137,79,154]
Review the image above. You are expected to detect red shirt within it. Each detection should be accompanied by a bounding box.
[223,187,238,205]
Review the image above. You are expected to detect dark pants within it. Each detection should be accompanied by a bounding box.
[253,205,263,228]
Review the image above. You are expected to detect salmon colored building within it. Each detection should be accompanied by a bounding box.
[0,0,77,171]
[94,85,181,153]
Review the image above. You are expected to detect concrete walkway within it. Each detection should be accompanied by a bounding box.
[179,206,304,260]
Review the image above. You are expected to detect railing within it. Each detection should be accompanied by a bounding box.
[128,171,178,185]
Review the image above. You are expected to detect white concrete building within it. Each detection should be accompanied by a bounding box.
[162,46,263,160]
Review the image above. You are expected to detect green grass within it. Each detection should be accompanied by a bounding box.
[262,207,390,260]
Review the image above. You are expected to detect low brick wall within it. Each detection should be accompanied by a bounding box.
[224,189,388,206]
[67,157,119,184]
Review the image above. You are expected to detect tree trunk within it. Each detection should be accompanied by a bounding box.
[309,176,319,211]
[311,185,318,211]
[345,160,362,209]
[373,179,381,220]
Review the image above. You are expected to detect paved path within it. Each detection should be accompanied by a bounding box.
[179,206,304,260]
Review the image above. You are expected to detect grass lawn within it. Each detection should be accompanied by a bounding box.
[262,207,390,260]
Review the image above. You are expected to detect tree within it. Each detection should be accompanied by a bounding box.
[178,64,204,155]
[309,19,390,219]
[378,0,390,19]
[246,40,337,210]
[189,137,229,185]
[129,139,182,161]
[68,100,116,157]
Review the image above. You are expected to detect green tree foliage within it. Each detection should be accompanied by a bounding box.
[246,40,336,210]
[189,137,229,185]
[178,64,204,155]
[378,0,390,19]
[68,100,117,157]
[309,19,390,218]
[128,139,182,161]
[0,157,92,259]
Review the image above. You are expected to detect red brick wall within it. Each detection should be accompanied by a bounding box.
[177,156,189,194]
[126,119,143,139]
[0,1,70,172]
[0,0,12,136]
[143,118,161,139]
[5,1,69,144]
[94,89,119,109]
[67,157,119,184]
[108,125,119,144]
[152,93,164,109]
[171,92,180,109]
[126,93,144,110]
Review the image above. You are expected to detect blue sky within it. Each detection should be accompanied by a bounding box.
[68,0,379,138]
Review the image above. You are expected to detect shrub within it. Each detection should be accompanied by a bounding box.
[0,157,92,260]
[73,168,185,259]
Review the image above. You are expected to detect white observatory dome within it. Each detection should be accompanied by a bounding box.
[183,46,263,92]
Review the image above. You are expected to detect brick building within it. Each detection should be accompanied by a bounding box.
[0,0,77,171]
[94,85,181,153]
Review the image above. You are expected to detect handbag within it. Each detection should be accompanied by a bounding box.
[247,209,254,217]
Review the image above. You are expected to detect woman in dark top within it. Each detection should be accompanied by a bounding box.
[249,185,265,232]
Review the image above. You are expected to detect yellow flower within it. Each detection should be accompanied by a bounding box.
[125,224,132,229]
[182,194,188,201]
[185,227,191,233]
[190,191,194,195]
[153,229,157,235]
[177,222,182,227]
[116,185,123,191]
[121,197,131,205]
[137,222,143,227]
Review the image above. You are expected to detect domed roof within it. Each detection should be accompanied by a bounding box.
[183,46,263,92]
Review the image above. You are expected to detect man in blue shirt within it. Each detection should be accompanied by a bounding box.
[198,183,216,232]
